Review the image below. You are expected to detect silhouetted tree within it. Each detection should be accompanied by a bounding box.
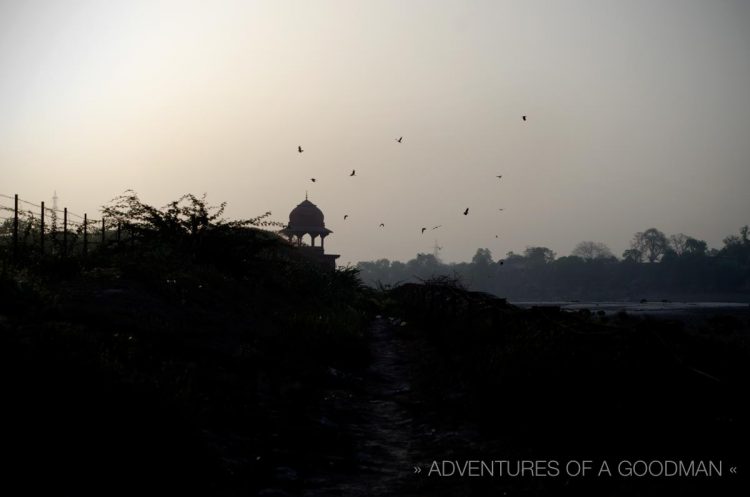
[390,260,407,281]
[356,259,392,286]
[465,248,495,286]
[631,228,669,263]
[571,241,614,261]
[524,246,556,265]
[661,248,679,263]
[723,225,749,249]
[407,253,443,279]
[354,226,750,300]
[684,237,708,256]
[102,190,278,240]
[669,233,691,256]
[471,248,493,266]
[504,251,524,265]
[721,225,750,266]
[621,248,643,263]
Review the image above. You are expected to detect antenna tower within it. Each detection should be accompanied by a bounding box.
[432,239,443,259]
[51,191,59,231]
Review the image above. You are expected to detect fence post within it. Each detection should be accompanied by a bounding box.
[83,213,88,256]
[101,217,105,245]
[62,208,68,257]
[13,194,18,259]
[40,201,45,254]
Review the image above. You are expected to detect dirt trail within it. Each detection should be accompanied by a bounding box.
[301,318,423,496]
[261,318,486,496]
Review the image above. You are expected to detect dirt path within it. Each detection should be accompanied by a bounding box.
[260,318,488,496]
[301,317,423,496]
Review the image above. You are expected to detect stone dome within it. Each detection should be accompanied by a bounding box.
[288,199,325,229]
[280,197,338,269]
[281,198,332,239]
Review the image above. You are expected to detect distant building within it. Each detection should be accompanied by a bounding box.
[280,196,339,271]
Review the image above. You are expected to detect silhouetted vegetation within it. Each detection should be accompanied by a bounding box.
[383,278,750,496]
[2,196,748,496]
[357,226,750,301]
[0,192,372,496]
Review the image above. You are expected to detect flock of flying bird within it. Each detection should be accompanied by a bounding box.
[297,116,527,241]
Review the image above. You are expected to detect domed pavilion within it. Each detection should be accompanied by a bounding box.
[280,195,340,270]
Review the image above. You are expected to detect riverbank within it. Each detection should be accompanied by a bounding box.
[385,280,750,495]
[512,300,750,320]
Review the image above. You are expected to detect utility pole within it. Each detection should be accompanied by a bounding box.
[13,194,18,259]
[40,201,45,254]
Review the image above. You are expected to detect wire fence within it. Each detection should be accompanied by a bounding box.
[0,192,134,259]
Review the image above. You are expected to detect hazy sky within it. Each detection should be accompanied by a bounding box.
[1,0,749,265]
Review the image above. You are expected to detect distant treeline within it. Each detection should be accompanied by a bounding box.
[356,226,750,301]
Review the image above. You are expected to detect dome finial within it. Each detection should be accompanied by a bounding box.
[305,190,308,200]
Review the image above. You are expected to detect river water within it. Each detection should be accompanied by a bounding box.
[511,300,750,317]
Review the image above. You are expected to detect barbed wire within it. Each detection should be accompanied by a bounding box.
[0,187,120,250]
[0,192,274,255]
[1,192,252,228]
[0,213,101,229]
[18,198,42,209]
[0,193,94,219]
[67,211,86,220]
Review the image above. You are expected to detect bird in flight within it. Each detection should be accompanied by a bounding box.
[522,116,527,121]
[310,178,316,182]
[431,225,441,230]
[463,208,469,216]
[298,145,304,153]
[495,235,499,238]
[498,208,504,211]
[350,169,356,176]
[379,223,385,228]
[421,227,426,234]
[396,136,403,143]
[496,175,502,179]
[344,214,348,220]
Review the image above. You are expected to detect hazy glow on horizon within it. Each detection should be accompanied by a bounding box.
[1,0,749,265]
